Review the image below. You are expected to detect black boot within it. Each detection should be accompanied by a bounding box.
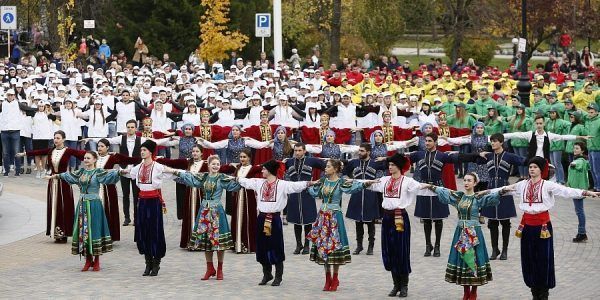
[142,254,152,276]
[573,233,588,242]
[433,220,443,257]
[488,220,500,260]
[302,238,310,255]
[366,222,375,255]
[423,220,433,257]
[271,262,283,286]
[354,222,364,255]
[149,257,161,276]
[293,225,302,255]
[500,220,510,260]
[398,274,409,297]
[388,273,400,297]
[258,264,273,285]
[538,288,549,300]
[366,240,375,255]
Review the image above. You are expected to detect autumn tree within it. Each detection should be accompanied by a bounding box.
[197,0,249,64]
[354,0,404,56]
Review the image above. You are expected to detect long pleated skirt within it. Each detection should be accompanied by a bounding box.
[381,210,411,275]
[445,226,492,286]
[188,205,233,251]
[71,198,112,256]
[521,222,555,289]
[415,195,450,219]
[134,198,166,258]
[309,210,351,265]
[256,213,285,265]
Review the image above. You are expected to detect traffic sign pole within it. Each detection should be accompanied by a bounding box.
[7,29,9,59]
[261,37,264,53]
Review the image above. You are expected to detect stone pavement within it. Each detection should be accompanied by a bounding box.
[1,173,600,299]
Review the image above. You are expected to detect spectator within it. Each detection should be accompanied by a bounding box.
[362,53,373,71]
[388,56,400,70]
[288,49,301,67]
[581,46,595,69]
[567,46,582,70]
[549,31,559,57]
[98,39,111,65]
[132,37,149,67]
[451,57,464,73]
[78,37,88,56]
[559,32,572,54]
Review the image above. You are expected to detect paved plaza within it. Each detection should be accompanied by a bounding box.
[1,173,600,299]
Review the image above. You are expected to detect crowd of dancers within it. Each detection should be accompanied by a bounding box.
[1,56,599,300]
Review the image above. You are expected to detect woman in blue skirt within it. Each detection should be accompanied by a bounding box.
[47,151,123,272]
[172,155,241,281]
[423,172,506,300]
[307,159,376,292]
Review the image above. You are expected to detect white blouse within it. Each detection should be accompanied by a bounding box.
[237,178,309,213]
[493,179,585,214]
[367,175,435,210]
[129,162,174,191]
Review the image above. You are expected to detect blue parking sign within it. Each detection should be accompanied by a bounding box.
[255,13,271,37]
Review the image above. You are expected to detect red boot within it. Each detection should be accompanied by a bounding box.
[93,255,100,271]
[322,272,331,291]
[216,262,224,280]
[463,286,471,300]
[330,273,339,291]
[469,286,478,300]
[201,262,216,280]
[81,255,93,272]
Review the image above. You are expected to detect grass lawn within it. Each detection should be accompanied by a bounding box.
[392,54,546,70]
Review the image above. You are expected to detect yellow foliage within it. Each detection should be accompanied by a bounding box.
[55,0,76,62]
[197,0,249,63]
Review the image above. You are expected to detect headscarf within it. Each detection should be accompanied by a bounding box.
[420,122,433,133]
[228,125,242,139]
[370,130,384,146]
[472,121,485,135]
[323,129,335,144]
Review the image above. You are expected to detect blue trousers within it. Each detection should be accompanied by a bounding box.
[549,151,564,184]
[573,198,586,234]
[1,130,21,174]
[514,147,528,177]
[589,151,600,190]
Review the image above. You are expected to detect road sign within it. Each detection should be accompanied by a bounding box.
[518,38,527,53]
[1,6,16,30]
[255,13,271,37]
[83,20,95,29]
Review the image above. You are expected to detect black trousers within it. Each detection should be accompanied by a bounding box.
[120,176,140,220]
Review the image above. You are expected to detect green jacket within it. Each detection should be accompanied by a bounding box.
[506,116,532,148]
[447,115,477,129]
[565,124,587,154]
[485,119,504,135]
[530,99,550,117]
[545,118,570,151]
[562,109,588,121]
[585,115,600,151]
[567,157,590,190]
[435,101,457,116]
[548,102,566,116]
[468,97,498,117]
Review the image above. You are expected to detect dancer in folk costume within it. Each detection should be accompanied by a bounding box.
[284,143,326,254]
[156,144,208,249]
[93,138,141,241]
[22,130,85,243]
[196,108,231,160]
[307,159,375,292]
[170,155,241,280]
[220,149,263,253]
[236,160,317,286]
[130,140,176,276]
[492,157,600,300]
[46,151,124,271]
[422,173,507,300]
[300,113,352,145]
[365,153,436,297]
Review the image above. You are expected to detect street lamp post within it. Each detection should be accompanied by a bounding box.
[511,37,518,59]
[516,0,532,107]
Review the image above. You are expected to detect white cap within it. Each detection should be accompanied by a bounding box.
[399,93,408,100]
[222,98,230,104]
[94,99,103,105]
[409,95,418,102]
[421,99,431,105]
